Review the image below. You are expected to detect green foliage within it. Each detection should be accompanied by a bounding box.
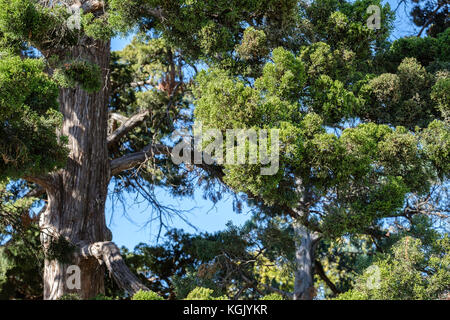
[108,0,300,61]
[185,287,228,300]
[236,27,269,61]
[82,13,114,41]
[419,120,450,179]
[0,54,67,181]
[194,46,441,237]
[58,293,81,300]
[0,0,79,51]
[0,0,447,302]
[358,57,438,129]
[260,293,284,300]
[131,289,164,300]
[431,76,450,122]
[387,36,441,69]
[122,229,198,299]
[119,221,295,300]
[45,236,76,264]
[0,226,43,300]
[336,235,450,300]
[309,74,358,124]
[53,60,102,93]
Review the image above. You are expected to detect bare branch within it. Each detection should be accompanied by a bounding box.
[417,2,445,37]
[107,109,150,149]
[110,143,170,176]
[110,113,129,124]
[23,175,55,191]
[109,141,322,233]
[78,241,149,295]
[25,186,46,198]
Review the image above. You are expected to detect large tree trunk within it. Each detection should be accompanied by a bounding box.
[37,39,147,300]
[39,40,111,299]
[292,220,316,300]
[291,179,319,300]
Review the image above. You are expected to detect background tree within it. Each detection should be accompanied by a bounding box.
[193,0,449,299]
[120,220,295,300]
[0,181,43,300]
[396,0,449,37]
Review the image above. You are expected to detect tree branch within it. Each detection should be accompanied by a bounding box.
[78,241,149,295]
[417,2,445,37]
[110,143,170,176]
[107,109,150,149]
[23,175,55,191]
[110,113,129,124]
[314,259,341,296]
[110,141,323,234]
[25,186,46,198]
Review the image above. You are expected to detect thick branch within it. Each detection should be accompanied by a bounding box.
[25,186,46,198]
[110,141,322,234]
[107,109,150,149]
[23,175,55,191]
[110,113,129,124]
[417,2,445,37]
[79,241,148,295]
[314,260,341,296]
[110,144,170,176]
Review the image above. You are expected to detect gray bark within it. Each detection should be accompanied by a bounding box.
[291,179,320,300]
[38,39,148,299]
[292,220,316,300]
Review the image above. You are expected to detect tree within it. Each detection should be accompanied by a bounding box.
[192,0,449,300]
[0,181,43,299]
[396,0,449,37]
[0,0,304,299]
[0,0,448,301]
[336,232,450,300]
[122,221,294,300]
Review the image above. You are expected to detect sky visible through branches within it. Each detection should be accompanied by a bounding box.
[106,0,421,250]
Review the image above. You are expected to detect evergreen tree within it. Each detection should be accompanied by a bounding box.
[193,0,449,299]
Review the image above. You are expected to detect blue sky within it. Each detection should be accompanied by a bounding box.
[107,35,254,249]
[107,0,417,250]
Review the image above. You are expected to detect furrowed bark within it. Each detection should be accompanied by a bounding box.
[40,39,110,298]
[37,38,148,299]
